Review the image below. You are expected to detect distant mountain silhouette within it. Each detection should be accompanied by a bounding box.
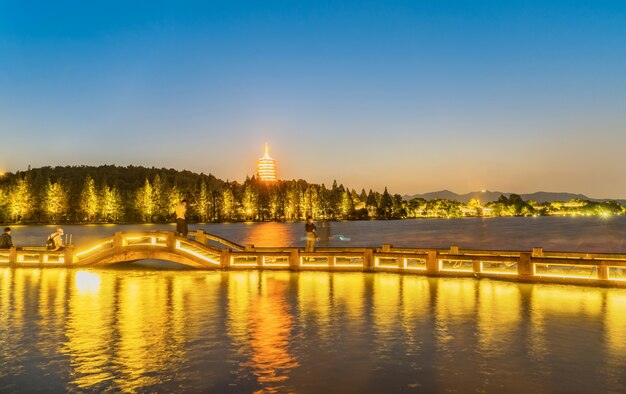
[403,190,626,205]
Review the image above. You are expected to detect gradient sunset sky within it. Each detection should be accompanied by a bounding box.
[1,1,625,198]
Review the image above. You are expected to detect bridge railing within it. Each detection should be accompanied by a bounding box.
[0,246,76,267]
[3,232,626,286]
[214,242,626,286]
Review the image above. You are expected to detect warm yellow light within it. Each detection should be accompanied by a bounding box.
[76,241,108,257]
[75,270,101,294]
[256,143,277,182]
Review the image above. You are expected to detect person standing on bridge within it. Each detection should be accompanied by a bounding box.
[0,227,13,249]
[175,199,189,237]
[305,216,317,252]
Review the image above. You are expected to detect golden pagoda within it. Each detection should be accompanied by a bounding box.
[256,144,277,182]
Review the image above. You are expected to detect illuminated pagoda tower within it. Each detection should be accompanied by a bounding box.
[256,144,278,182]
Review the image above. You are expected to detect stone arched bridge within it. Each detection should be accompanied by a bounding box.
[2,230,626,287]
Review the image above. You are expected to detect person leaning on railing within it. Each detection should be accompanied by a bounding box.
[47,228,65,251]
[0,227,13,249]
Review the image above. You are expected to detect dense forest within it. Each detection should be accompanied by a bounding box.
[0,165,624,224]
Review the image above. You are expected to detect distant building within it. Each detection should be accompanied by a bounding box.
[256,144,277,182]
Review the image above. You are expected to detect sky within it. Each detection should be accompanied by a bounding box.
[1,1,625,198]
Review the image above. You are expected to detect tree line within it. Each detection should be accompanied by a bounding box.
[0,165,624,224]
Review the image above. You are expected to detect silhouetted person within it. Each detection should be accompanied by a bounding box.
[47,228,65,251]
[305,216,317,252]
[0,227,13,249]
[175,199,189,237]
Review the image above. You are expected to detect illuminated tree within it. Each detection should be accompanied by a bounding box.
[366,189,378,218]
[100,185,124,222]
[8,178,32,222]
[467,198,483,216]
[151,174,167,221]
[44,180,69,222]
[284,184,300,220]
[195,180,211,222]
[268,188,282,220]
[341,189,356,219]
[302,185,320,218]
[135,178,154,222]
[165,184,181,219]
[79,176,99,221]
[221,185,235,221]
[0,186,9,222]
[378,187,393,218]
[242,182,258,220]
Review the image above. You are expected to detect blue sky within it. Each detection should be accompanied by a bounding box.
[1,1,625,197]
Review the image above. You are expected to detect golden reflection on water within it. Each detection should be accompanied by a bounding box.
[243,222,295,247]
[333,273,366,325]
[3,269,626,392]
[298,272,331,335]
[477,281,521,355]
[64,270,115,388]
[373,274,402,338]
[435,279,477,350]
[246,272,298,392]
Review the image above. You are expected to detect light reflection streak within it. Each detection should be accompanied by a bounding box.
[477,281,521,355]
[244,272,298,392]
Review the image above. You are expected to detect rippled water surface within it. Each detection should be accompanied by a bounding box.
[2,269,626,393]
[7,215,626,252]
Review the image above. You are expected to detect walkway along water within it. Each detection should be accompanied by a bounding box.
[1,230,626,287]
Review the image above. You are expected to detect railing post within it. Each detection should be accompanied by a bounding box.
[363,249,374,271]
[289,249,300,271]
[220,248,230,268]
[9,246,17,268]
[450,245,460,254]
[426,250,439,275]
[518,253,533,281]
[166,231,177,251]
[194,229,207,244]
[532,247,543,257]
[382,244,393,252]
[472,258,481,275]
[113,232,124,249]
[245,244,255,252]
[64,245,75,267]
[598,262,609,281]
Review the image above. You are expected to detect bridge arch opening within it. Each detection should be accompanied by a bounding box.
[103,259,197,270]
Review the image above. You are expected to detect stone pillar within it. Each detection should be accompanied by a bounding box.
[426,250,439,275]
[64,245,75,267]
[289,249,300,271]
[194,229,207,244]
[9,246,17,268]
[472,259,481,274]
[518,252,533,280]
[363,249,374,272]
[166,231,177,251]
[598,262,609,281]
[220,248,230,268]
[113,232,124,249]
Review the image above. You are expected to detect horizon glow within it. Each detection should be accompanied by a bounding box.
[1,1,625,198]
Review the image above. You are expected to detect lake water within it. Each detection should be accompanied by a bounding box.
[6,215,626,253]
[1,270,626,393]
[1,217,626,393]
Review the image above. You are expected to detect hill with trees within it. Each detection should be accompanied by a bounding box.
[0,165,624,224]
